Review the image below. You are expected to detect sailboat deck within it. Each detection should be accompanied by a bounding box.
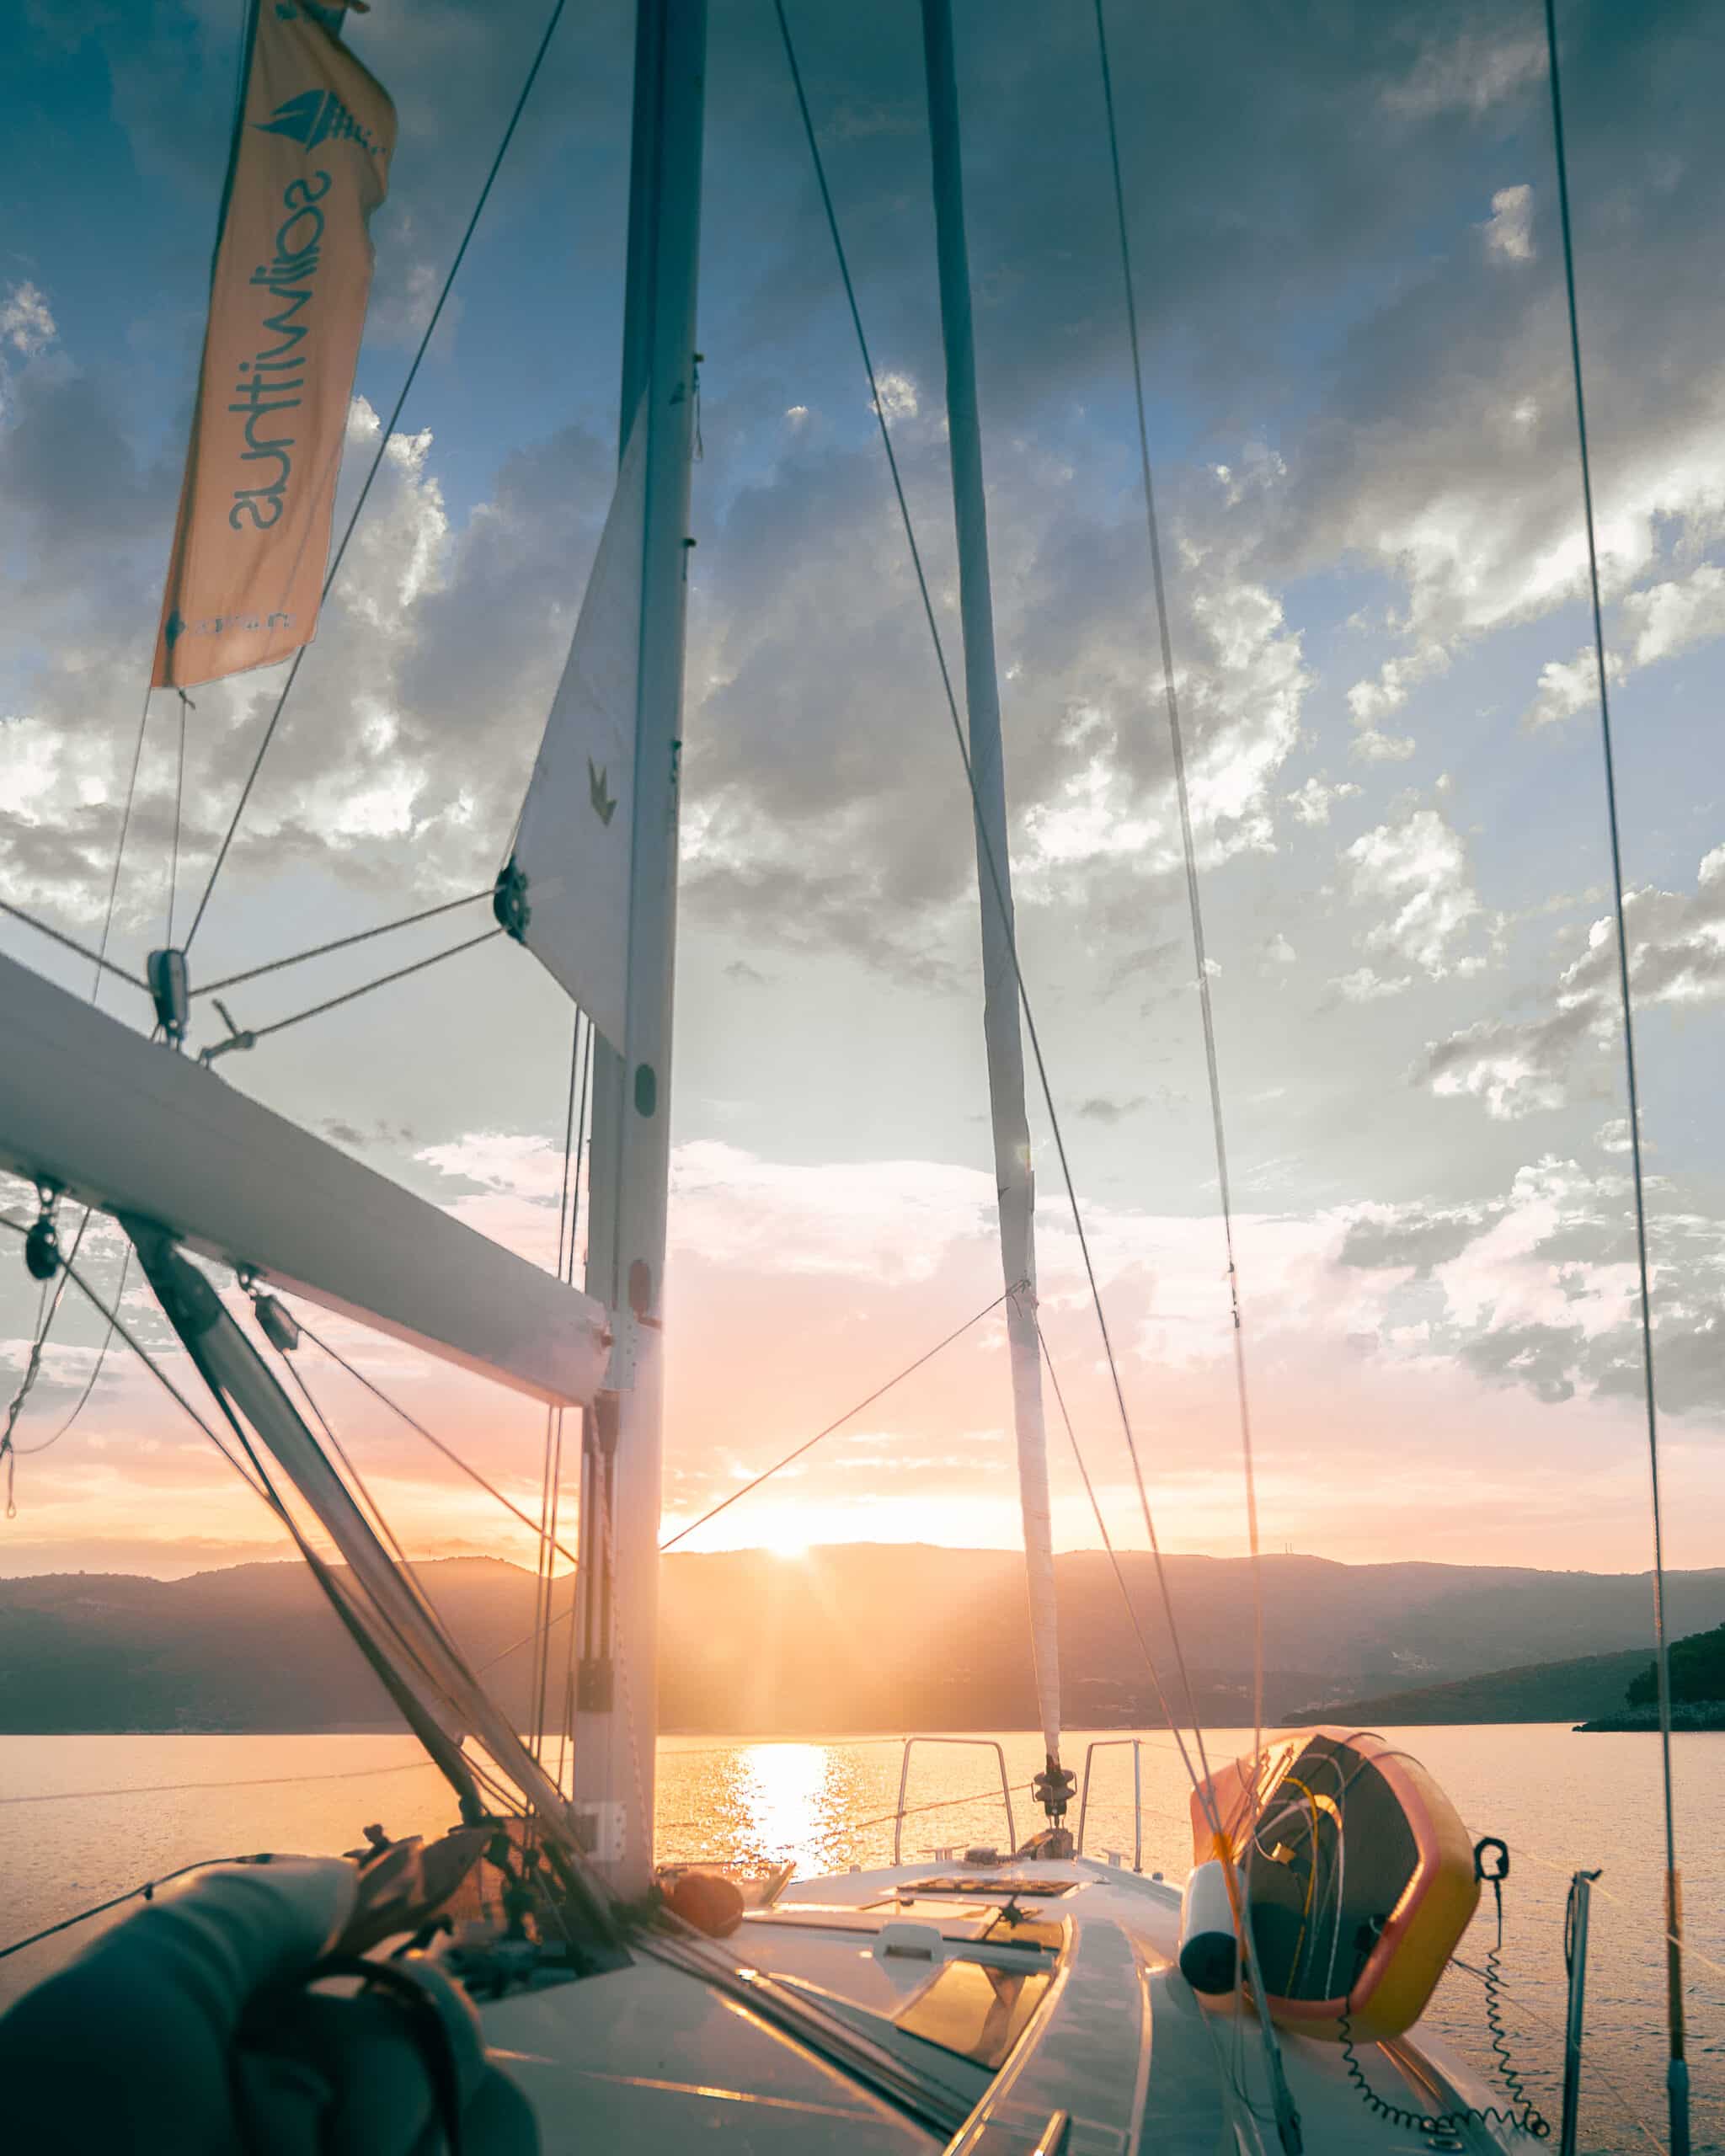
[476,1855,1526,2153]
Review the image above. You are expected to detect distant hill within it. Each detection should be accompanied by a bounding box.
[3,1546,1722,1734]
[1282,1646,1653,1728]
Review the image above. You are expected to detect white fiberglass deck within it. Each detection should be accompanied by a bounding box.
[476,1854,1529,2153]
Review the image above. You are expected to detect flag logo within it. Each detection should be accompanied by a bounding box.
[257,88,387,157]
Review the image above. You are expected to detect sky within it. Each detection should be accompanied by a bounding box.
[2,0,1723,1583]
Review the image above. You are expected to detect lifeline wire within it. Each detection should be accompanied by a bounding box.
[659,1286,1010,1552]
[772,0,1221,1799]
[182,0,576,952]
[1091,0,1265,1769]
[1541,0,1687,2131]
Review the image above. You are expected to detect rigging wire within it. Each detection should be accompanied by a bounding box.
[200,927,503,1064]
[1090,0,1265,1771]
[531,1014,587,1767]
[0,1222,525,1828]
[193,888,492,998]
[181,0,578,953]
[1541,0,1687,2127]
[658,1286,1011,1553]
[1037,1322,1199,1780]
[284,1308,579,1569]
[165,691,190,947]
[269,1337,454,1646]
[772,0,1222,1801]
[553,1018,595,1795]
[0,899,147,996]
[0,675,156,1482]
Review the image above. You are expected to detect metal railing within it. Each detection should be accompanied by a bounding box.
[893,1737,1017,1863]
[1074,1737,1143,1871]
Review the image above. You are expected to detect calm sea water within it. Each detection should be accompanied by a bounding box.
[2,1723,1717,2153]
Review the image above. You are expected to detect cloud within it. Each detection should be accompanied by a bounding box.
[1334,965,1410,1003]
[1343,807,1487,980]
[1422,843,1725,1118]
[1285,776,1359,826]
[1482,184,1535,264]
[1525,563,1725,728]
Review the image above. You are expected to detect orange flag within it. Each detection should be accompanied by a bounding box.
[152,1,395,690]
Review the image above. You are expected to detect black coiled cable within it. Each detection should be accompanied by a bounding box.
[1335,1839,1552,2142]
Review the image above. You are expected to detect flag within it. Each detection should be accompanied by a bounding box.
[152,0,395,690]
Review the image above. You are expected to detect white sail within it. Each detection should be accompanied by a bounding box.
[505,397,649,1047]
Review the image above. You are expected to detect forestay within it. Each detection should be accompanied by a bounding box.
[504,398,649,1046]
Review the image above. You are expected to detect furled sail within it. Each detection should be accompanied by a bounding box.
[152,0,395,690]
[500,398,649,1047]
[920,0,1064,1796]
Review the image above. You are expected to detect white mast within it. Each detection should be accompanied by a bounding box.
[570,0,706,1895]
[919,0,1065,1805]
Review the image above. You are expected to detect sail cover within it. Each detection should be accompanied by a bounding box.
[152,0,395,690]
[505,399,649,1047]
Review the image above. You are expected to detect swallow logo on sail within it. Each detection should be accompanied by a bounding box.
[256,88,387,158]
[588,758,618,827]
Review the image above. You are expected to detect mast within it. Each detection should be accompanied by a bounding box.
[919,0,1065,1815]
[570,0,706,1895]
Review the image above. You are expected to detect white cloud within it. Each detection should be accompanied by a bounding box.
[0,281,54,359]
[1622,562,1725,667]
[1286,775,1360,826]
[873,371,919,421]
[1525,643,1620,730]
[1482,184,1535,264]
[1423,843,1725,1118]
[1335,965,1410,1002]
[1345,644,1445,726]
[1381,30,1546,119]
[1343,807,1485,979]
[1525,563,1725,728]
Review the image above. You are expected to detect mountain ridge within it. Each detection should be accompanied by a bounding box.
[3,1545,1718,1734]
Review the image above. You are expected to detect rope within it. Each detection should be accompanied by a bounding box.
[0,898,147,995]
[658,1287,1010,1551]
[3,1244,131,1464]
[200,926,502,1062]
[194,888,491,997]
[1090,0,1265,1771]
[181,0,577,952]
[772,0,1220,1803]
[1542,0,1687,2101]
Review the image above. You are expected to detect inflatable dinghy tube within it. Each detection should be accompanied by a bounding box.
[1178,1858,1239,1994]
[1188,1727,1480,2041]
